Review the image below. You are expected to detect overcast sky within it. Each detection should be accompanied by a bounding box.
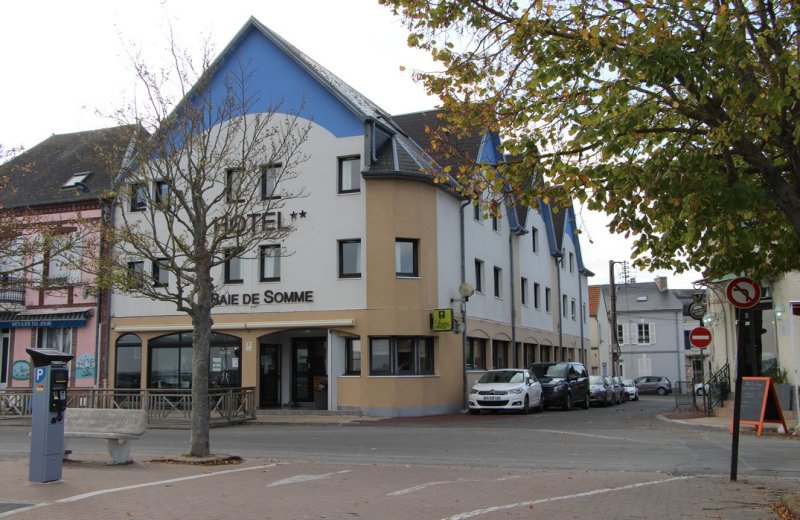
[1,0,703,288]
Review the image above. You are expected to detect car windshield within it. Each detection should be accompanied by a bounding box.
[478,371,524,384]
[622,379,635,386]
[540,363,568,382]
[589,376,604,384]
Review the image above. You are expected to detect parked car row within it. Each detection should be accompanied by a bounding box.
[468,363,663,415]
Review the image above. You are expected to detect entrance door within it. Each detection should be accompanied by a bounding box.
[259,344,281,408]
[292,338,326,404]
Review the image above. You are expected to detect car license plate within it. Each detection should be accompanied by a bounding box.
[484,395,502,401]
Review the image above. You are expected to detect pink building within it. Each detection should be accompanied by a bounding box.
[0,127,133,389]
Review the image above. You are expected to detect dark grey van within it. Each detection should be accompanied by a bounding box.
[530,361,590,410]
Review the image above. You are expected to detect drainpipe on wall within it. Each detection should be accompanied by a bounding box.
[578,272,585,365]
[555,251,563,360]
[508,233,517,366]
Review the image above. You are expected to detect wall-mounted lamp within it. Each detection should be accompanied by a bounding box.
[701,312,718,327]
[774,305,785,321]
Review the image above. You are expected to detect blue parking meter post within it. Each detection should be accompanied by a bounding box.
[26,348,73,483]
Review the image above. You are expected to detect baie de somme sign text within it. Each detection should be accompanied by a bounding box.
[212,289,314,306]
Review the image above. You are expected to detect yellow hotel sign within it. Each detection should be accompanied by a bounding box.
[431,309,453,332]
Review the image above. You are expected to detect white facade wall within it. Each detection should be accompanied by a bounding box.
[111,120,366,318]
[517,210,557,333]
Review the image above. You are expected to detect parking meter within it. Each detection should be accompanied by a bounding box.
[26,348,74,483]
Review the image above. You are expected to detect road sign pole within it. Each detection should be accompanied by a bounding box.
[730,308,746,481]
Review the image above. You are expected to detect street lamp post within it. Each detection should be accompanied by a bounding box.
[453,282,475,411]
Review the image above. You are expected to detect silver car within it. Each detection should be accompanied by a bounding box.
[469,369,544,414]
[622,379,639,401]
[634,375,673,395]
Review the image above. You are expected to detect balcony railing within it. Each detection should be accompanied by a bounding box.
[0,387,256,427]
[0,276,25,304]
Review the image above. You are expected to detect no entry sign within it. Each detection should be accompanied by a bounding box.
[689,326,712,349]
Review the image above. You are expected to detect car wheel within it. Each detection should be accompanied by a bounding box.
[562,393,571,411]
[536,396,545,413]
[657,387,667,396]
[522,395,530,414]
[581,393,590,410]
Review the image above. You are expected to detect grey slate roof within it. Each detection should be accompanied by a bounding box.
[0,126,135,209]
[391,110,483,173]
[601,282,684,313]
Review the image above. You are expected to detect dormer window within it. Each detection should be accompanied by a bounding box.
[61,171,91,190]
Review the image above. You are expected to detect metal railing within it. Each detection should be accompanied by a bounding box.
[1,387,256,427]
[673,380,700,409]
[702,363,730,416]
[0,276,25,304]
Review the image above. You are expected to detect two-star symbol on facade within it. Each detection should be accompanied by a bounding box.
[290,210,308,219]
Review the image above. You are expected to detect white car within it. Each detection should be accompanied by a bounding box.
[622,379,639,401]
[469,369,543,414]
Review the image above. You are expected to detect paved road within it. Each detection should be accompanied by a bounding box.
[1,396,798,519]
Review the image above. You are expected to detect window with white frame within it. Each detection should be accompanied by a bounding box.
[637,323,655,344]
[47,233,81,284]
[616,323,626,345]
[61,171,90,190]
[531,226,539,252]
[492,214,499,232]
[571,298,576,320]
[36,327,73,353]
[545,287,551,312]
[493,267,502,298]
[562,294,568,317]
[338,156,361,193]
[338,239,361,278]
[534,282,541,309]
[260,245,280,282]
[261,163,281,200]
[569,252,575,273]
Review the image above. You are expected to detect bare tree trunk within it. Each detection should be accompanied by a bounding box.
[189,263,215,457]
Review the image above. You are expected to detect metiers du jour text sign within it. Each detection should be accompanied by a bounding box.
[212,289,313,306]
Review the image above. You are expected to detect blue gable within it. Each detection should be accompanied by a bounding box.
[204,24,363,138]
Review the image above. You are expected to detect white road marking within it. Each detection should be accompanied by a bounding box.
[267,470,352,487]
[388,476,524,496]
[0,463,281,517]
[58,464,279,503]
[442,475,693,520]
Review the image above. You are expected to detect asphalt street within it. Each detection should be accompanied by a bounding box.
[1,396,798,519]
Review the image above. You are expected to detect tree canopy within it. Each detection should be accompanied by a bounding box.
[383,0,800,280]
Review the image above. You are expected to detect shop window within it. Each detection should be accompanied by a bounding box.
[115,333,142,389]
[36,327,73,354]
[148,332,241,389]
[466,337,486,370]
[369,336,433,375]
[492,340,510,368]
[345,338,361,375]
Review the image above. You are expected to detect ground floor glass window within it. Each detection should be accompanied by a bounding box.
[369,336,433,375]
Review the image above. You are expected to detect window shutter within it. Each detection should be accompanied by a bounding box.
[649,323,656,345]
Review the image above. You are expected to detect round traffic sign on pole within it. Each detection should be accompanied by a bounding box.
[689,326,713,349]
[726,277,761,309]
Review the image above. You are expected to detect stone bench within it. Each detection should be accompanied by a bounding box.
[64,408,147,465]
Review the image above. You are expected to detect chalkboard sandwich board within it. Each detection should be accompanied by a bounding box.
[733,377,789,436]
